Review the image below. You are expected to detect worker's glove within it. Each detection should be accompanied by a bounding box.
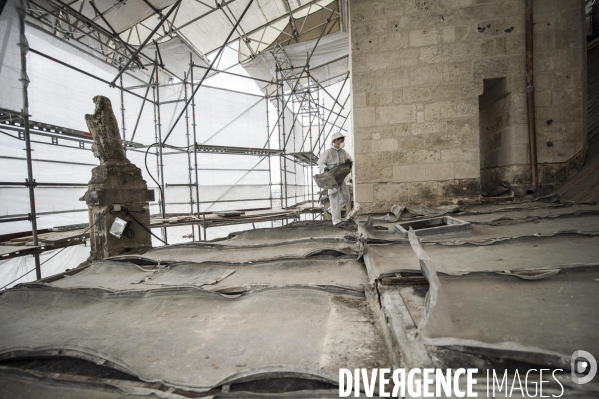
[324,167,330,172]
[345,159,353,167]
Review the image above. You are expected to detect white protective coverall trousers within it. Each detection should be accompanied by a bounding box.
[317,147,352,225]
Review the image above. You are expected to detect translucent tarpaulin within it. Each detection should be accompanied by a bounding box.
[0,244,90,289]
[0,26,272,237]
[0,0,25,113]
[121,0,338,56]
[242,31,349,93]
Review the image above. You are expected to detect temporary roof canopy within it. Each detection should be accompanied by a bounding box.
[20,0,343,84]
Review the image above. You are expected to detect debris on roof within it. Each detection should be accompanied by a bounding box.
[1,200,598,396]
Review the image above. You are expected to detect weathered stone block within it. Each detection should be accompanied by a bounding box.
[356,166,393,183]
[461,0,520,20]
[533,30,552,52]
[455,161,480,179]
[439,179,480,198]
[353,92,367,108]
[354,138,372,154]
[473,58,509,80]
[387,49,420,66]
[403,87,432,103]
[393,164,426,182]
[425,162,455,180]
[411,121,444,135]
[408,64,444,86]
[355,183,374,202]
[353,107,376,128]
[551,88,583,107]
[392,90,404,104]
[372,138,399,152]
[376,105,417,125]
[441,147,477,162]
[443,61,473,82]
[352,36,380,54]
[405,149,441,164]
[410,29,441,47]
[374,182,410,203]
[416,103,425,122]
[351,19,388,38]
[352,72,376,93]
[378,33,410,51]
[408,181,439,202]
[503,124,530,146]
[450,41,480,62]
[419,45,451,64]
[532,12,556,30]
[425,101,456,120]
[375,68,410,90]
[556,9,582,30]
[554,29,582,49]
[439,0,474,8]
[368,91,393,106]
[432,82,483,99]
[445,25,470,42]
[481,38,496,57]
[456,98,478,117]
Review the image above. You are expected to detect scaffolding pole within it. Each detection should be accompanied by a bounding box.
[152,58,167,243]
[190,53,202,241]
[183,71,195,241]
[311,72,350,153]
[275,67,284,210]
[266,96,273,210]
[280,71,288,209]
[119,75,127,145]
[307,68,314,210]
[18,5,42,280]
[161,0,256,146]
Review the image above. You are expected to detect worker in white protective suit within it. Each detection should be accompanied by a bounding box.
[317,132,352,227]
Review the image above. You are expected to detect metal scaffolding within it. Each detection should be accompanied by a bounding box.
[0,0,351,283]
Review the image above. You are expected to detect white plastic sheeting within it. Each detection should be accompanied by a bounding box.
[121,0,337,56]
[0,0,25,113]
[0,244,90,289]
[139,36,209,81]
[265,103,308,207]
[26,26,133,132]
[125,80,272,215]
[57,0,176,35]
[242,30,349,93]
[0,26,272,237]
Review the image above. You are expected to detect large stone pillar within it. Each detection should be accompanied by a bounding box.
[80,96,155,261]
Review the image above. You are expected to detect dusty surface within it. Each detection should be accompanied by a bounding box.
[3,200,598,397]
[0,287,390,391]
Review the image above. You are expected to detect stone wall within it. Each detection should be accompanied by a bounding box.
[349,0,586,213]
[479,77,513,192]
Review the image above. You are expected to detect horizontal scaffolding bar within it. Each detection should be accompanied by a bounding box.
[29,48,155,104]
[165,197,271,205]
[1,120,143,148]
[194,144,283,156]
[0,156,97,167]
[0,216,32,224]
[0,182,88,187]
[189,168,271,172]
[193,64,278,86]
[0,209,88,220]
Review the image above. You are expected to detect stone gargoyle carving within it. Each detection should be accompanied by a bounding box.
[85,96,129,164]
